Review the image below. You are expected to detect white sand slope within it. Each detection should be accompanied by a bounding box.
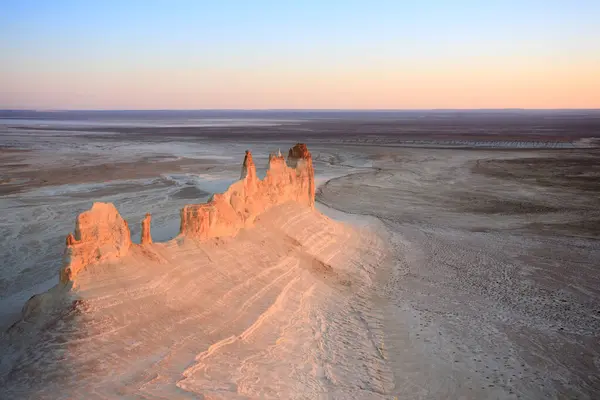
[0,202,390,399]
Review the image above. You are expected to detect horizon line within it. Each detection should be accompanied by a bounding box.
[2,108,600,112]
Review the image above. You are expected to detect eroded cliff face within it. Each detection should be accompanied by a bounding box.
[141,213,152,245]
[60,202,131,283]
[179,143,315,239]
[58,143,315,284]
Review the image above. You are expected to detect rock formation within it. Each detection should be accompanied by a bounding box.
[179,143,315,239]
[57,144,315,284]
[60,202,132,283]
[287,143,315,208]
[141,213,152,245]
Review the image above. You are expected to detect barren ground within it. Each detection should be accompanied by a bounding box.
[1,113,599,398]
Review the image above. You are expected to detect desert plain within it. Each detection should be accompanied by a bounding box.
[0,110,599,399]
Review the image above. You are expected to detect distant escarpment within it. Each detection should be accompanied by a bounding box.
[58,143,315,285]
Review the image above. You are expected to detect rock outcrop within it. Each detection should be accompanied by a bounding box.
[287,143,315,208]
[60,202,132,283]
[57,144,315,284]
[179,143,315,239]
[141,213,152,245]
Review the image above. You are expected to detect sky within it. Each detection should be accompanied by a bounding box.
[1,0,599,109]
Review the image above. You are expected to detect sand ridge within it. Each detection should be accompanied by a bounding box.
[1,144,393,398]
[0,202,390,398]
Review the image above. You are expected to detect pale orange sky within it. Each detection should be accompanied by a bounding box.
[2,1,599,109]
[3,57,598,109]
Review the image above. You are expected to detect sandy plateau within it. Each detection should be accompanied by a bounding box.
[1,113,600,399]
[1,144,392,399]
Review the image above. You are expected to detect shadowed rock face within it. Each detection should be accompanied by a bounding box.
[287,143,311,160]
[58,144,315,285]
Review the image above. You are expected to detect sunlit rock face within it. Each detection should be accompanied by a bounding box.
[240,149,257,193]
[60,202,132,284]
[287,143,315,208]
[55,144,315,284]
[179,143,315,239]
[141,213,152,245]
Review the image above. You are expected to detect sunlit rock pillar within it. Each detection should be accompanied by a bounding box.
[141,213,152,245]
[60,202,132,283]
[241,150,258,195]
[180,144,315,239]
[287,143,315,209]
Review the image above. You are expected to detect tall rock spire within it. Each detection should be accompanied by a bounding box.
[241,150,257,195]
[141,213,152,245]
[287,143,315,209]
